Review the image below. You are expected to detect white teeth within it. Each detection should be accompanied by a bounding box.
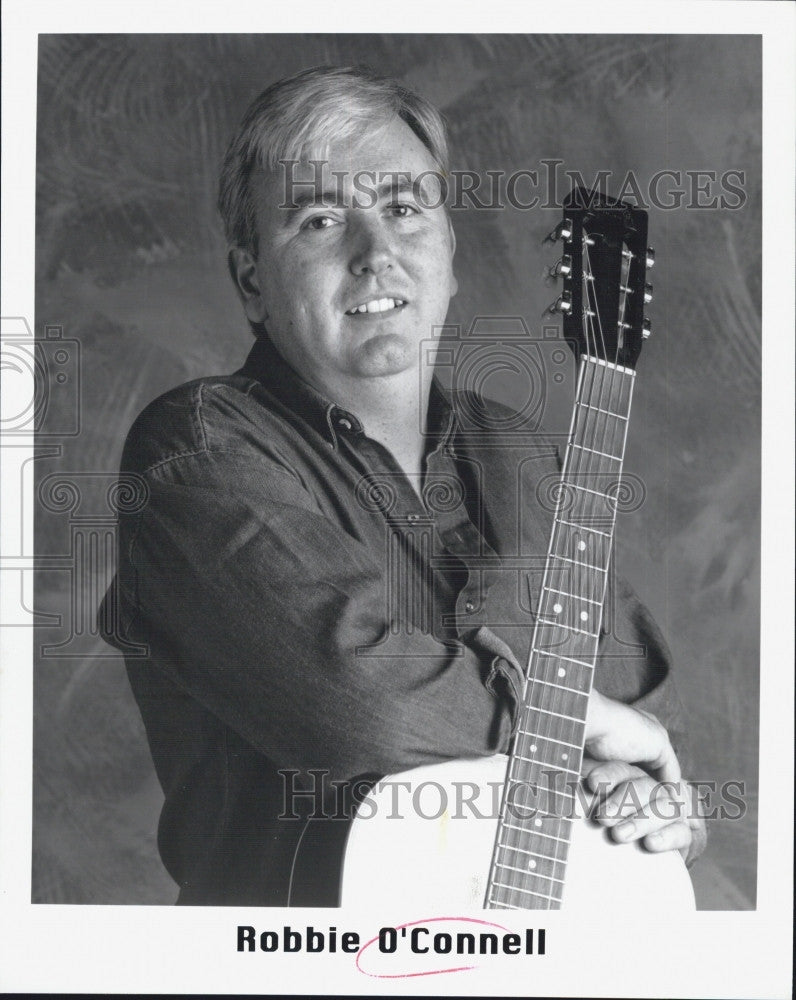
[348,297,405,315]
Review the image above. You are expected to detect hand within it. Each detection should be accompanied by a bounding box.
[583,690,707,865]
[582,758,707,865]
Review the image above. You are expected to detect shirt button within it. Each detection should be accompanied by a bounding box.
[337,417,352,431]
[465,599,475,613]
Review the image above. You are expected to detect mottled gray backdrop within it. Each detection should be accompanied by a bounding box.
[33,34,760,908]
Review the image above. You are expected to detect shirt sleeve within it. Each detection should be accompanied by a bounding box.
[108,447,516,784]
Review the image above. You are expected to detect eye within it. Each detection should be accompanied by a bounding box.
[388,203,419,218]
[304,215,337,231]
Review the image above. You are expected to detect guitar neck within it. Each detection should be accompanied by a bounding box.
[486,355,636,910]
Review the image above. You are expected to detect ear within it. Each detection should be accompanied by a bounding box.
[228,248,268,325]
[447,218,459,299]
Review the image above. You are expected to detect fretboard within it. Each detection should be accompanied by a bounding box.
[486,355,636,910]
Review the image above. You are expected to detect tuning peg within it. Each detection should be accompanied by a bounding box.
[642,317,652,339]
[549,254,572,278]
[643,283,653,304]
[544,290,572,316]
[645,247,655,269]
[545,217,573,244]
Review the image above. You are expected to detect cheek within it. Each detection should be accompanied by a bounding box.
[416,228,456,276]
[271,256,334,315]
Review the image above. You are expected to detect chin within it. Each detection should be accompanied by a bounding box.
[352,334,418,378]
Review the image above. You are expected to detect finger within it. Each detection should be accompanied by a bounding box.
[612,794,687,842]
[585,697,682,783]
[645,725,681,784]
[584,759,645,795]
[643,820,693,857]
[591,775,659,825]
[685,814,708,867]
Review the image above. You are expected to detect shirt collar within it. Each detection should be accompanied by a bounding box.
[237,334,456,451]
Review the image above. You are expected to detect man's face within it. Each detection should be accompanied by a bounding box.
[234,116,457,393]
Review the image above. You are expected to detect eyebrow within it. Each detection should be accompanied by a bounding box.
[277,173,419,220]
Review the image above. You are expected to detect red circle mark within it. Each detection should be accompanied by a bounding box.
[355,915,511,979]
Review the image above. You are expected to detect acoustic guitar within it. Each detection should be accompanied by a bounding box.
[293,190,695,912]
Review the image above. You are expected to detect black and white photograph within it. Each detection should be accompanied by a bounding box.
[1,4,793,996]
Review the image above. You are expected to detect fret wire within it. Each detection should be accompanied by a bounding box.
[550,553,607,572]
[512,748,581,771]
[571,416,627,453]
[525,669,591,698]
[503,770,578,802]
[535,618,601,639]
[569,442,622,462]
[524,692,589,723]
[539,584,606,614]
[530,677,590,700]
[575,401,628,420]
[552,505,614,530]
[511,750,582,779]
[506,761,580,808]
[584,354,636,378]
[495,861,566,885]
[501,820,571,843]
[548,541,609,566]
[542,585,601,606]
[492,880,560,902]
[498,840,567,865]
[583,357,636,399]
[533,649,594,670]
[578,374,625,456]
[531,644,600,670]
[513,727,586,753]
[583,363,632,466]
[513,730,582,752]
[520,704,586,725]
[566,482,613,501]
[553,517,611,538]
[487,898,522,910]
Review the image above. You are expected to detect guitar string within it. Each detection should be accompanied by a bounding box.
[497,356,593,906]
[558,236,629,870]
[495,225,636,909]
[498,248,592,908]
[500,237,599,908]
[503,235,630,908]
[545,236,630,888]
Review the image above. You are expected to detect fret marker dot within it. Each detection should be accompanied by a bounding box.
[580,611,589,621]
[562,753,568,761]
[530,744,537,753]
[578,541,587,551]
[534,818,542,827]
[558,668,566,678]
[529,860,537,869]
[553,603,563,614]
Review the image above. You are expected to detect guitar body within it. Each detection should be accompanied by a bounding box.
[340,756,695,911]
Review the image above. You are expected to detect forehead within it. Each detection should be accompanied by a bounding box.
[253,116,443,217]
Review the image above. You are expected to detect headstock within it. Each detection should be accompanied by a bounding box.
[546,187,653,370]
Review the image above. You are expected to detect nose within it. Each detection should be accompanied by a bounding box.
[348,217,395,276]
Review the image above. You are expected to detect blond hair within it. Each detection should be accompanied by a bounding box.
[217,65,449,255]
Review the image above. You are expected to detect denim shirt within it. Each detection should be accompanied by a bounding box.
[100,334,687,905]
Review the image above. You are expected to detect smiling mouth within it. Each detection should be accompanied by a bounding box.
[345,297,406,316]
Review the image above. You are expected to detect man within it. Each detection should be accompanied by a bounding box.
[101,65,705,906]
